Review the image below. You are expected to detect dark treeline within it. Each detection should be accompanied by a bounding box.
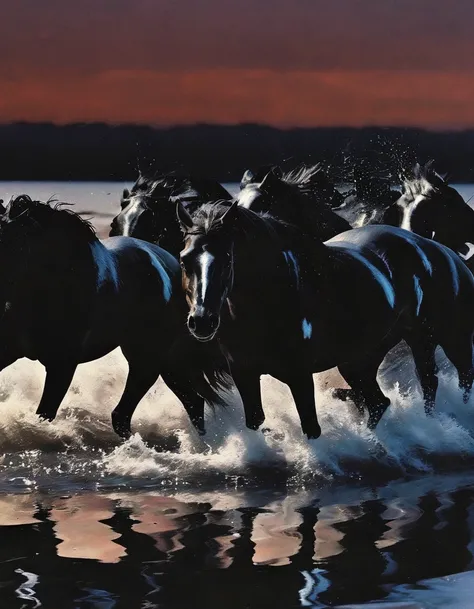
[2,122,474,182]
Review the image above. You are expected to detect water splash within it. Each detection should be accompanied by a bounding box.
[0,345,473,493]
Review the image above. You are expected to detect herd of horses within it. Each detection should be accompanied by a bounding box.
[3,160,474,442]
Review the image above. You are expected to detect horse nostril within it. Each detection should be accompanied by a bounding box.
[188,316,196,331]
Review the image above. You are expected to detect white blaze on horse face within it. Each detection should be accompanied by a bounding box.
[198,251,215,303]
[302,318,312,340]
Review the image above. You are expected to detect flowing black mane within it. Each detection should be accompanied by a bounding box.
[242,163,331,199]
[280,163,329,196]
[126,173,179,202]
[185,201,287,241]
[125,171,231,209]
[2,195,97,243]
[402,161,448,201]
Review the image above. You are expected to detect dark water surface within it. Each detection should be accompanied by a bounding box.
[2,472,474,608]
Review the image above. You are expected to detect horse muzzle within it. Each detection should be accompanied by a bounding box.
[187,311,220,342]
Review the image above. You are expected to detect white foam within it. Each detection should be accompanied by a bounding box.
[0,343,473,491]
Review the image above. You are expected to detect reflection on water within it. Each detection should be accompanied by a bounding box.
[0,474,474,608]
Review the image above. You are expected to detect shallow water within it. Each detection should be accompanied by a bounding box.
[0,182,473,607]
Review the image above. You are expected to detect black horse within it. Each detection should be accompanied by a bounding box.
[0,195,231,437]
[110,172,232,256]
[382,161,474,264]
[236,164,351,241]
[177,200,474,439]
[241,162,346,208]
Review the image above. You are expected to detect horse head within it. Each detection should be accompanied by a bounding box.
[110,177,170,243]
[237,163,351,240]
[397,161,474,253]
[110,173,232,256]
[178,201,239,342]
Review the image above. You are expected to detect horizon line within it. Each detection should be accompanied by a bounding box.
[2,121,474,134]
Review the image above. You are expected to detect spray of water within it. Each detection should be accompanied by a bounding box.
[0,343,473,493]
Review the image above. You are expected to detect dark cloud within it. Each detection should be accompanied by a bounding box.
[1,0,473,126]
[1,0,474,75]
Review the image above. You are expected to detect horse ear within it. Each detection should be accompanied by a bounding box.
[176,201,194,231]
[0,200,5,215]
[259,169,280,192]
[220,201,239,227]
[122,188,130,200]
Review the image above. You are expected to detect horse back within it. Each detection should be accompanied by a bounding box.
[91,237,184,331]
[327,225,474,324]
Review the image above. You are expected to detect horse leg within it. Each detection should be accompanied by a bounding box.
[36,362,78,421]
[406,334,439,415]
[338,362,390,431]
[231,366,265,431]
[112,349,162,438]
[286,373,321,439]
[441,335,474,404]
[161,369,206,436]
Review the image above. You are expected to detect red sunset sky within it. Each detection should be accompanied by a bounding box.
[1,0,473,128]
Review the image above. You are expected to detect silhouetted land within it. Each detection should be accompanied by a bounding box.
[2,122,474,182]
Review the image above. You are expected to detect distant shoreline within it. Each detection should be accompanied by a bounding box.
[2,123,474,182]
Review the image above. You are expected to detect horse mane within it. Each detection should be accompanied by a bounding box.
[281,163,328,193]
[402,161,448,201]
[186,200,288,242]
[2,195,97,243]
[128,171,227,210]
[129,172,181,198]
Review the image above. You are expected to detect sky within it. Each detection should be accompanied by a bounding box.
[1,0,474,128]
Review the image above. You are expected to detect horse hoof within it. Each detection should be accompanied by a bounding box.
[306,426,322,440]
[246,418,265,431]
[113,423,132,440]
[37,412,55,423]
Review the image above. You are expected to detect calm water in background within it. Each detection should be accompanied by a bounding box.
[0,181,242,238]
[0,182,474,608]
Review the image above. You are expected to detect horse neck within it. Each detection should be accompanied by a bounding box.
[230,226,328,308]
[22,231,97,299]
